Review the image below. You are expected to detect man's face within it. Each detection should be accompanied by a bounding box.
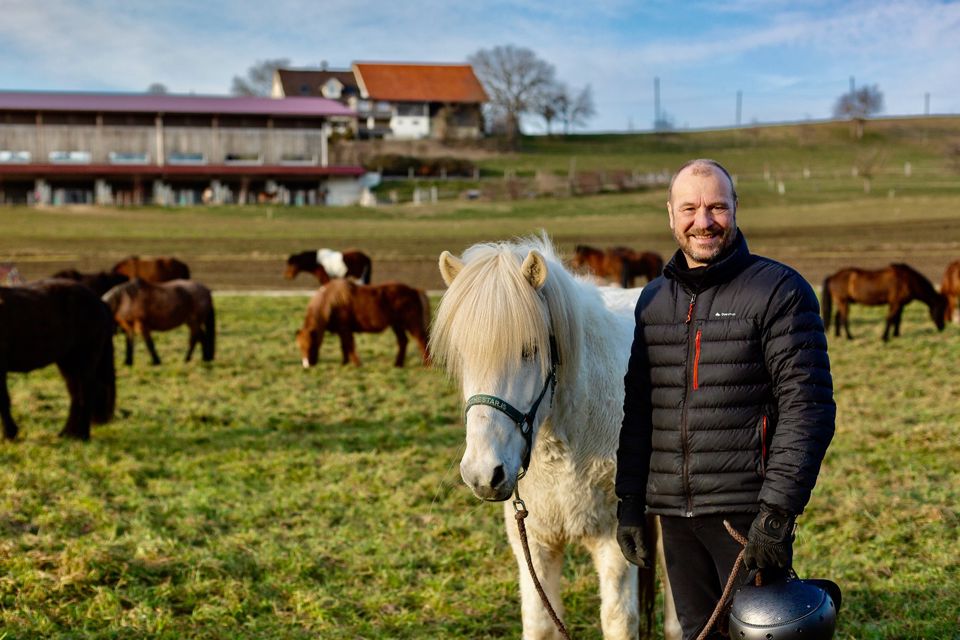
[667,165,738,267]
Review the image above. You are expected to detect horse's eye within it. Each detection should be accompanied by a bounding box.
[521,345,538,360]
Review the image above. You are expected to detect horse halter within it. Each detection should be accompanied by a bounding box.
[463,335,560,478]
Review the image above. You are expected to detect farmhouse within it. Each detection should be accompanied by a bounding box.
[0,91,367,206]
[272,62,487,140]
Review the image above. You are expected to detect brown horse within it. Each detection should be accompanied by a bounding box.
[571,244,662,287]
[296,280,429,367]
[0,279,116,440]
[284,249,372,284]
[102,279,215,365]
[941,260,960,325]
[112,255,191,282]
[822,263,947,341]
[52,268,129,296]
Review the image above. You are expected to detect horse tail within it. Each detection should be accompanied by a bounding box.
[821,276,833,327]
[637,513,658,638]
[361,259,372,285]
[201,299,216,361]
[91,319,116,424]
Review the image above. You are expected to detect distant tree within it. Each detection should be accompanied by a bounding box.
[833,84,884,139]
[562,84,595,134]
[535,82,567,136]
[231,58,290,96]
[146,82,168,94]
[536,82,596,136]
[468,45,556,147]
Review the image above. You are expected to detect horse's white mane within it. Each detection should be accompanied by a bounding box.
[431,235,607,392]
[316,248,348,278]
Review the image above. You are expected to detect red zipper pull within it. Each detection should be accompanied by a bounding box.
[685,293,697,324]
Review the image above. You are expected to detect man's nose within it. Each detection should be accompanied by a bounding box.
[693,206,715,228]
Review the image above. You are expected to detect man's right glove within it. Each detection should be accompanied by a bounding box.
[616,497,651,568]
[743,503,796,571]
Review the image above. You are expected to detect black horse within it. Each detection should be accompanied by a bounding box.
[0,279,116,440]
[52,268,129,296]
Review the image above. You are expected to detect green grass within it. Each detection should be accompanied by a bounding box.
[1,296,958,639]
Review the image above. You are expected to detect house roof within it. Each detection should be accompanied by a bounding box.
[0,91,355,118]
[352,63,488,103]
[276,68,360,98]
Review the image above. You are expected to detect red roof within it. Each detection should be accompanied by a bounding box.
[353,63,488,103]
[0,91,355,118]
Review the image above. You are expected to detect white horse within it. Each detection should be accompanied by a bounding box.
[430,236,679,640]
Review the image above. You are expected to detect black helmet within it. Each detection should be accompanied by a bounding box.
[728,577,838,640]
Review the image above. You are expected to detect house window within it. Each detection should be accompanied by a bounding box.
[396,103,425,117]
[108,151,149,165]
[300,84,311,95]
[167,151,206,165]
[0,150,30,163]
[322,79,343,100]
[224,152,262,165]
[49,150,91,164]
[279,153,316,165]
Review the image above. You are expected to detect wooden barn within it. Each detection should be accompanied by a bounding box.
[0,91,366,206]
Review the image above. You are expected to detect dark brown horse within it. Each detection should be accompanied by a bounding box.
[0,279,116,440]
[941,260,960,325]
[112,255,191,282]
[571,244,662,287]
[822,263,947,341]
[296,280,429,367]
[52,268,129,296]
[284,249,372,284]
[102,279,215,365]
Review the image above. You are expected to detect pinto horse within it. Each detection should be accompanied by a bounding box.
[52,268,129,296]
[0,279,116,440]
[284,249,372,285]
[822,263,947,340]
[431,236,679,640]
[571,244,663,287]
[942,260,960,325]
[102,279,215,365]
[296,279,429,368]
[112,255,191,283]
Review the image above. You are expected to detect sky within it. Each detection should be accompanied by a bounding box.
[0,0,958,133]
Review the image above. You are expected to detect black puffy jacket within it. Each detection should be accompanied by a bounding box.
[616,232,835,517]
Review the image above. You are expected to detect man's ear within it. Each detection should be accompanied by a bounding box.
[667,201,676,230]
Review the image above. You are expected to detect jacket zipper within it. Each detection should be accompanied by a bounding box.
[681,292,697,516]
[760,415,768,478]
[693,329,702,390]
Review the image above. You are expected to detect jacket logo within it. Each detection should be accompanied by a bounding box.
[715,312,737,317]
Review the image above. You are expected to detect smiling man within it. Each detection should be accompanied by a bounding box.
[614,159,836,639]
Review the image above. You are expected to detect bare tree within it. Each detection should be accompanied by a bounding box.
[231,58,290,96]
[833,84,884,139]
[468,45,556,147]
[146,82,168,94]
[535,82,567,136]
[564,84,595,134]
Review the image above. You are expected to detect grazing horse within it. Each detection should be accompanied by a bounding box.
[112,255,191,283]
[942,260,960,324]
[430,236,679,640]
[822,263,947,340]
[52,268,129,296]
[284,249,372,285]
[571,245,663,288]
[102,279,215,365]
[0,279,116,440]
[296,279,430,368]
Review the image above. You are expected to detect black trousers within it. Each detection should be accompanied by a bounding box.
[660,513,756,640]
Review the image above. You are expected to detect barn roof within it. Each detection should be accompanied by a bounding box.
[352,63,488,103]
[0,91,355,117]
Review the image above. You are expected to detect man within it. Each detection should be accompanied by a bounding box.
[615,159,835,640]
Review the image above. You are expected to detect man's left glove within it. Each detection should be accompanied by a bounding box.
[616,497,651,568]
[743,503,795,570]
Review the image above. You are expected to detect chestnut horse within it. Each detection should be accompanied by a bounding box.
[296,280,429,368]
[822,263,947,341]
[52,268,129,296]
[112,255,191,283]
[941,260,960,324]
[284,249,372,284]
[0,279,116,440]
[571,245,663,287]
[102,279,215,365]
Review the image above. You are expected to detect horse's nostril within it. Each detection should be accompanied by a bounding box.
[490,465,505,488]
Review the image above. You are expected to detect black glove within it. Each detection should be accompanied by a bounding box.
[743,503,795,571]
[616,497,652,568]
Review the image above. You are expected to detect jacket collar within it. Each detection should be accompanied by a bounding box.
[663,229,753,292]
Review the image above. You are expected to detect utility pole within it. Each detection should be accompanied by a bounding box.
[736,90,742,127]
[924,92,930,116]
[654,77,661,127]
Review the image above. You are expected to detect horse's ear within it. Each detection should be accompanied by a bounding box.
[438,251,464,287]
[521,250,549,290]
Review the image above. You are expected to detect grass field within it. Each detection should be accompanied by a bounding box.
[2,120,960,638]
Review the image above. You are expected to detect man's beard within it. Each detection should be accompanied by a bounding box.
[677,226,736,265]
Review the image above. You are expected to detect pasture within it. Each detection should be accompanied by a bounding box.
[2,119,960,638]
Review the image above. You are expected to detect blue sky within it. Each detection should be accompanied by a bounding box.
[0,0,957,132]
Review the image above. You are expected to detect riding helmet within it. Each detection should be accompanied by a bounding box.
[728,577,838,640]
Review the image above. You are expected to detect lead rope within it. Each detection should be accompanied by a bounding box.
[513,486,572,640]
[695,521,758,640]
